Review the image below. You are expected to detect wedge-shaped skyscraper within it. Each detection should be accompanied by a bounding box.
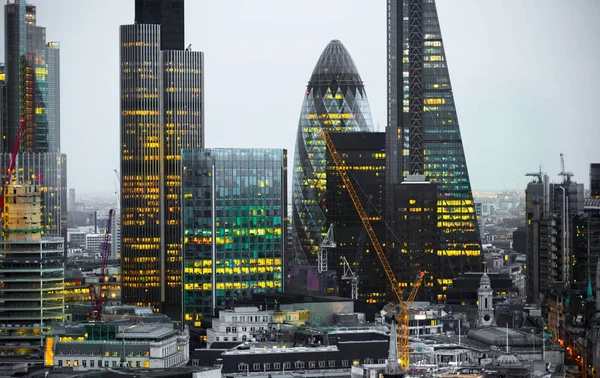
[291,40,374,270]
[387,0,481,300]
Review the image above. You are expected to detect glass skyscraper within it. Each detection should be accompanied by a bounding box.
[291,40,374,272]
[2,1,66,241]
[387,0,481,300]
[46,42,60,153]
[135,0,184,51]
[324,132,388,302]
[120,1,204,319]
[181,149,286,323]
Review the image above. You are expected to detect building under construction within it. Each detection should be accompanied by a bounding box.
[0,184,65,358]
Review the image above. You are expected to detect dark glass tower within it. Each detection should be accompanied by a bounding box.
[135,0,184,51]
[120,3,204,319]
[387,0,481,300]
[291,40,374,273]
[324,132,387,302]
[181,149,287,322]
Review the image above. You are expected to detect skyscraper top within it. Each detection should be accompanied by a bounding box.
[309,39,362,85]
[134,0,184,50]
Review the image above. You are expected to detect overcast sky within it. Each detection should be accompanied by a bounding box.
[3,0,598,195]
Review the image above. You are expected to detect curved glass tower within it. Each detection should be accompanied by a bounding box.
[291,40,374,268]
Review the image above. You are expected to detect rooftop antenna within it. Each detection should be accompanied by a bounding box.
[185,44,192,52]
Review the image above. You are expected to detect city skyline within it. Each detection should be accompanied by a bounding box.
[0,0,597,196]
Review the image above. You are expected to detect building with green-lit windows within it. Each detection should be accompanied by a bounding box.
[181,149,287,324]
[386,0,481,301]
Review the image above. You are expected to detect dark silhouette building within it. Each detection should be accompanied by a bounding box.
[590,163,600,198]
[291,40,373,277]
[512,226,526,254]
[120,0,204,320]
[135,0,184,51]
[386,0,481,301]
[324,132,387,302]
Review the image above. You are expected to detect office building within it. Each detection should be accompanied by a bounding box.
[393,175,438,301]
[68,188,75,212]
[181,148,286,323]
[111,212,121,259]
[590,163,600,198]
[0,184,64,357]
[525,171,584,342]
[386,0,481,300]
[0,152,66,236]
[323,132,387,302]
[134,0,184,51]
[2,1,67,246]
[291,39,374,275]
[120,0,204,319]
[571,199,600,298]
[51,309,189,369]
[46,42,60,153]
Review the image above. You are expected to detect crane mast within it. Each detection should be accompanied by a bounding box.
[341,256,358,300]
[320,130,424,371]
[89,209,115,321]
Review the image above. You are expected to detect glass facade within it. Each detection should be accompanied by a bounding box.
[120,23,204,319]
[181,149,286,323]
[324,132,387,302]
[387,0,481,300]
[291,40,374,272]
[0,184,64,356]
[135,0,184,51]
[4,1,52,153]
[46,42,60,153]
[2,2,66,242]
[0,152,66,237]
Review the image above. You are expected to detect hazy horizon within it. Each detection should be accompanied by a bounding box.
[2,0,597,195]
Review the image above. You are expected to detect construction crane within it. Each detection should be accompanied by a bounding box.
[320,130,424,371]
[526,165,543,183]
[0,119,27,212]
[341,256,358,300]
[89,209,114,321]
[318,223,335,273]
[559,153,574,184]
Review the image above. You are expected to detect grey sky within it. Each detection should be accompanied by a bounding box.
[4,0,598,195]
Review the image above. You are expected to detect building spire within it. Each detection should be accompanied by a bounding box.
[385,318,404,375]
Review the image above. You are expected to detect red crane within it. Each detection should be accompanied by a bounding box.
[0,119,27,210]
[89,209,114,321]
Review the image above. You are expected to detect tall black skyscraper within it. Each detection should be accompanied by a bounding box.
[387,0,481,301]
[121,0,204,319]
[135,0,184,51]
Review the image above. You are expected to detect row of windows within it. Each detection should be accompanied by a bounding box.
[236,359,383,371]
[57,349,149,357]
[58,359,149,368]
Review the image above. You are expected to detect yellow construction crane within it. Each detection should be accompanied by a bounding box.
[320,130,424,371]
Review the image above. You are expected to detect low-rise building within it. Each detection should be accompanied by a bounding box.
[207,307,273,347]
[51,317,189,370]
